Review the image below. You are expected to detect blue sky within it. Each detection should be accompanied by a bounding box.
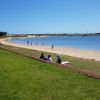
[0,0,100,34]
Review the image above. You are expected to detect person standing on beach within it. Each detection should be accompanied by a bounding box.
[31,42,32,45]
[42,43,44,46]
[27,41,29,45]
[52,45,54,50]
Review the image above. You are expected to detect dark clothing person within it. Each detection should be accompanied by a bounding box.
[56,55,70,65]
[56,56,62,64]
[40,53,44,59]
[40,53,47,60]
[52,45,54,49]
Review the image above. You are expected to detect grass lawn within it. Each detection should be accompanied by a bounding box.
[3,45,100,74]
[0,49,100,100]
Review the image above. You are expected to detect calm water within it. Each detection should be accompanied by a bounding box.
[9,36,100,51]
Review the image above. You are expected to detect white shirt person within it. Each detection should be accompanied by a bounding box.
[48,55,53,62]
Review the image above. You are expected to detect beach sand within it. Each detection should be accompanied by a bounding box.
[0,37,100,61]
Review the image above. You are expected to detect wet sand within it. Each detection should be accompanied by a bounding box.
[0,37,100,61]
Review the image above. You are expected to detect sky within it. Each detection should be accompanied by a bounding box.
[0,0,100,34]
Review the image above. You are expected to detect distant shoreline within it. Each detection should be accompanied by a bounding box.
[0,37,100,61]
[9,35,100,51]
[7,33,100,37]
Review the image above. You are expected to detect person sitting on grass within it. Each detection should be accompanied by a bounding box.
[40,53,47,60]
[56,55,62,64]
[47,55,53,62]
[56,55,70,65]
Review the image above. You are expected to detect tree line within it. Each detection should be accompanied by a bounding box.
[0,32,7,37]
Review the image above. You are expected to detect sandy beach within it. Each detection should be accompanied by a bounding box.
[0,37,100,61]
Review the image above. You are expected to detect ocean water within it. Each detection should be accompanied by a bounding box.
[9,36,100,51]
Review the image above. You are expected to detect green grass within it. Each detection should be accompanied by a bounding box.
[0,49,100,100]
[3,45,100,74]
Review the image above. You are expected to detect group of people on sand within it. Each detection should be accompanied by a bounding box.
[40,53,69,65]
[26,41,54,50]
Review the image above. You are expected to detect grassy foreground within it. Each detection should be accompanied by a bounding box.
[0,49,100,100]
[3,45,100,74]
